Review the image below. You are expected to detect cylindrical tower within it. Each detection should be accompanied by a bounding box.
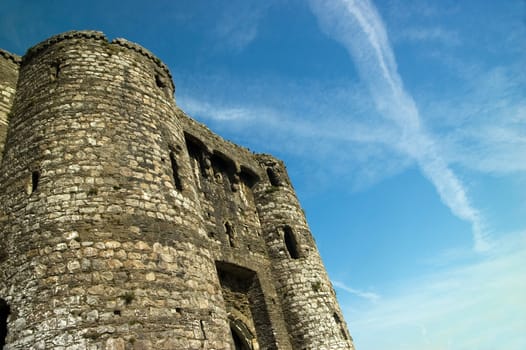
[253,154,355,350]
[0,31,232,349]
[0,49,20,164]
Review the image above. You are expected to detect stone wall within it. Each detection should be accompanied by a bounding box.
[0,49,20,164]
[0,31,354,350]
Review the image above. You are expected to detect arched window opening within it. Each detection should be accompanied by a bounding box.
[266,167,280,186]
[169,151,183,191]
[225,222,235,247]
[0,299,10,349]
[284,226,300,259]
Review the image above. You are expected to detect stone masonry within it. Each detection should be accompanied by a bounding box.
[0,31,355,350]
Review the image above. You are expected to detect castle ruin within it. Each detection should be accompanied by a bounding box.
[0,31,354,350]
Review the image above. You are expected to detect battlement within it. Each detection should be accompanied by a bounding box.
[0,31,354,350]
[21,30,107,67]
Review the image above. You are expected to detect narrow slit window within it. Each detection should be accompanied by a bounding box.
[169,151,183,191]
[155,74,166,89]
[32,171,40,193]
[340,328,349,340]
[0,299,10,349]
[334,312,349,340]
[225,222,235,247]
[200,320,207,340]
[284,226,300,259]
[50,61,60,81]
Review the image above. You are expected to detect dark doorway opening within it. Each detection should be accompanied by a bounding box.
[231,325,251,350]
[216,262,276,349]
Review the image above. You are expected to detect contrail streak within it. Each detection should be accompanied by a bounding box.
[309,0,490,251]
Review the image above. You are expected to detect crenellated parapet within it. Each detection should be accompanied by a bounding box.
[22,30,175,98]
[22,30,106,59]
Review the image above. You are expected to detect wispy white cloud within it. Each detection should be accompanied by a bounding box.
[386,0,460,21]
[343,230,526,350]
[419,61,526,174]
[182,97,252,122]
[179,91,416,193]
[212,0,274,51]
[178,0,524,238]
[397,26,461,46]
[445,123,526,174]
[180,58,524,195]
[307,0,490,251]
[333,280,380,302]
[181,95,400,145]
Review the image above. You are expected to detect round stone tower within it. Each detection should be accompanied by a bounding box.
[0,31,232,349]
[253,155,354,349]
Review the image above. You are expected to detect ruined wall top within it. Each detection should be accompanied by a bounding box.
[177,107,263,179]
[0,49,21,65]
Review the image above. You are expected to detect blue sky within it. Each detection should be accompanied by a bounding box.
[1,0,525,349]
